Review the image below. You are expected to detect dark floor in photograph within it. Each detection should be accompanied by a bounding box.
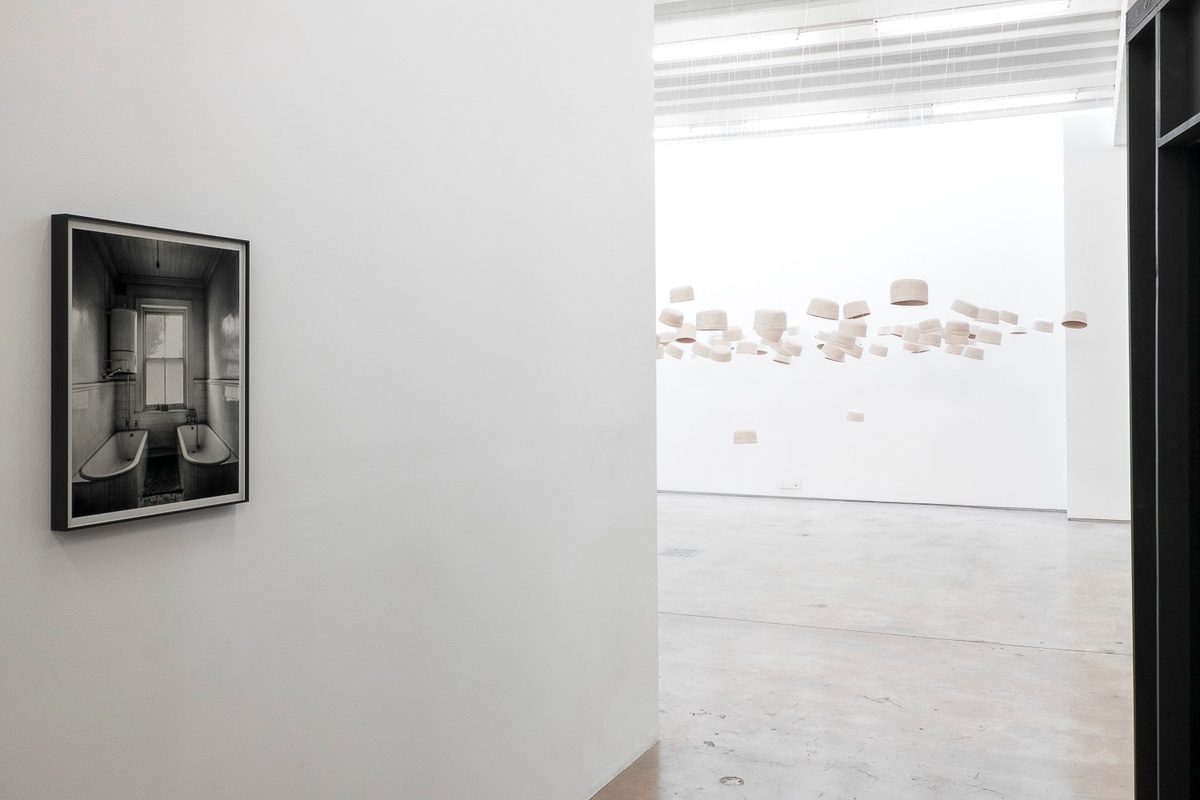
[139,455,182,507]
[593,493,1133,799]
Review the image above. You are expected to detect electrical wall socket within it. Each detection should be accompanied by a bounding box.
[778,481,802,490]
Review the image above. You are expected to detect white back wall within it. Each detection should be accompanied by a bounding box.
[0,3,656,800]
[656,116,1070,509]
[1064,112,1131,521]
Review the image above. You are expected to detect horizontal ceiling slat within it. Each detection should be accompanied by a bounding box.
[656,56,1118,108]
[655,38,1119,92]
[655,91,1115,131]
[655,19,1119,79]
[655,11,1119,65]
[653,0,1123,137]
[654,0,1120,41]
[657,72,1116,123]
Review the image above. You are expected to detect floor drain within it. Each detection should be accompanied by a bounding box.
[719,776,745,786]
[659,548,703,557]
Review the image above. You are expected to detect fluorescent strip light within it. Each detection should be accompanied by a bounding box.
[930,91,1079,115]
[654,27,844,62]
[867,105,933,121]
[655,108,897,140]
[653,126,695,141]
[685,121,749,137]
[875,1,1071,36]
[744,111,870,132]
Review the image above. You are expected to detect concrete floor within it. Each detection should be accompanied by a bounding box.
[593,493,1133,799]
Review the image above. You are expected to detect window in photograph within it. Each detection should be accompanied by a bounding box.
[143,307,186,408]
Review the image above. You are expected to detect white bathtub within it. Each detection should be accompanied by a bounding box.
[73,429,148,516]
[177,424,237,500]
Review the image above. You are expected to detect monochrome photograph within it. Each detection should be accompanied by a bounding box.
[52,215,249,530]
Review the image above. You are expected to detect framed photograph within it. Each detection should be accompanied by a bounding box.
[51,215,249,531]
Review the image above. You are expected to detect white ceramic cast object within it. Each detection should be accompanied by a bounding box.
[838,319,868,338]
[806,298,839,320]
[669,285,694,303]
[950,299,978,318]
[1061,310,1088,329]
[843,300,871,319]
[733,430,758,444]
[917,332,942,347]
[695,309,729,331]
[659,308,683,327]
[754,309,788,331]
[846,410,865,422]
[976,328,1002,345]
[777,337,803,356]
[890,279,928,306]
[828,332,856,349]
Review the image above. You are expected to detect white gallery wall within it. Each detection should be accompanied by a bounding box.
[0,3,656,800]
[1064,112,1131,521]
[656,115,1075,509]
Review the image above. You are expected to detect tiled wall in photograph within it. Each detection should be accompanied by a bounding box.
[206,379,240,457]
[70,382,116,475]
[191,381,208,422]
[111,381,210,454]
[140,411,191,454]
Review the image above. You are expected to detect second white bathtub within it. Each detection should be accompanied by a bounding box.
[176,423,238,500]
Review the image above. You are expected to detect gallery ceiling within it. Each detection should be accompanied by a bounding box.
[654,0,1125,140]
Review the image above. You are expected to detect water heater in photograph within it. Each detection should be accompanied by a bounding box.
[109,306,137,373]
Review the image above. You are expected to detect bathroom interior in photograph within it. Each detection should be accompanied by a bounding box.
[51,215,249,531]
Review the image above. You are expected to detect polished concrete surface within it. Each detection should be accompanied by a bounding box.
[594,493,1132,799]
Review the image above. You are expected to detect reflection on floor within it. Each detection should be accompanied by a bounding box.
[593,493,1133,800]
[139,454,182,507]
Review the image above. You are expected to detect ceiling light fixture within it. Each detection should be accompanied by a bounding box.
[930,91,1079,115]
[653,126,693,141]
[655,107,913,141]
[744,110,871,132]
[875,0,1071,36]
[653,26,850,62]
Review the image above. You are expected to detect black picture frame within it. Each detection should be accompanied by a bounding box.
[51,215,249,531]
